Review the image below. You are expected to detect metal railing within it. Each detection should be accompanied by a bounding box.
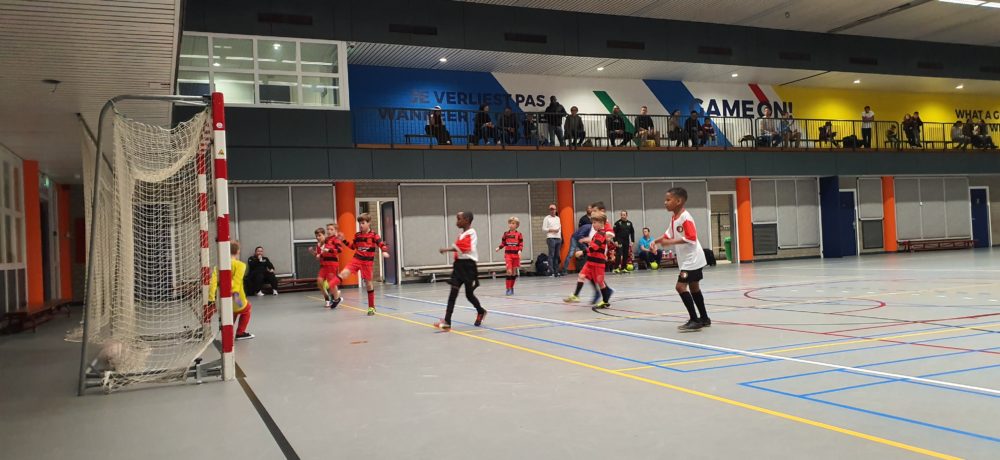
[352,107,1000,151]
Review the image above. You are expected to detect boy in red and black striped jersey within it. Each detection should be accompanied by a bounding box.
[338,213,391,316]
[495,216,524,296]
[310,224,344,308]
[564,212,614,308]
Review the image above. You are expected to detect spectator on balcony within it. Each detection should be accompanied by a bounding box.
[499,106,519,145]
[606,106,632,146]
[886,124,901,149]
[963,118,975,147]
[701,117,716,146]
[544,96,567,146]
[474,104,499,145]
[426,106,452,145]
[781,113,802,148]
[861,106,875,149]
[902,114,919,147]
[951,121,970,149]
[684,111,703,147]
[912,111,925,146]
[523,113,541,145]
[668,110,683,146]
[634,106,659,147]
[564,106,586,148]
[758,106,780,147]
[974,119,997,148]
[819,120,839,146]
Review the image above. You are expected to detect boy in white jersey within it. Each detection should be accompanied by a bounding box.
[654,187,711,332]
[434,211,487,330]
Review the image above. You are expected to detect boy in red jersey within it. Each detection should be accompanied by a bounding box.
[495,216,524,295]
[338,213,390,316]
[310,224,344,308]
[564,212,613,308]
[434,211,487,330]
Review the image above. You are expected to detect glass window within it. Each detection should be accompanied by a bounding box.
[212,37,253,71]
[12,167,19,212]
[14,217,21,264]
[213,73,255,104]
[4,216,11,264]
[301,42,337,73]
[257,40,297,72]
[302,76,339,107]
[258,75,299,104]
[180,35,209,68]
[177,71,210,97]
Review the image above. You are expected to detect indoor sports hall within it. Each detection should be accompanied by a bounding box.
[1,1,999,459]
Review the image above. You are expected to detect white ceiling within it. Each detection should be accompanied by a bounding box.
[0,0,181,182]
[347,42,1000,93]
[454,0,1000,46]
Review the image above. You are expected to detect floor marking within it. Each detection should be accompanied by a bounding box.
[340,302,960,460]
[614,322,1000,371]
[235,364,300,460]
[386,294,1000,397]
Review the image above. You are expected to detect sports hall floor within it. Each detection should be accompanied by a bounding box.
[2,250,999,459]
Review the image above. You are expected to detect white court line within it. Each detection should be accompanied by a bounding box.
[386,294,1000,397]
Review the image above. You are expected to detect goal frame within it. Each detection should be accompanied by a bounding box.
[77,92,232,395]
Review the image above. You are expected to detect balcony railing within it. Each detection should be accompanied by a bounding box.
[353,107,1000,151]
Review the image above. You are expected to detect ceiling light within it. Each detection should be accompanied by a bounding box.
[956,84,964,89]
[937,0,984,5]
[212,62,220,67]
[439,57,447,63]
[853,79,861,84]
[731,73,739,78]
[273,43,281,50]
[597,67,605,71]
[983,1,1000,7]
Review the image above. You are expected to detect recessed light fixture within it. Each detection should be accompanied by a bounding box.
[938,0,984,5]
[439,57,447,63]
[273,43,281,50]
[731,73,739,78]
[956,84,964,89]
[853,79,861,84]
[213,62,220,67]
[597,67,605,71]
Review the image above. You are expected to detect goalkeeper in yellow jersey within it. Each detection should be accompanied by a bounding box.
[210,241,255,340]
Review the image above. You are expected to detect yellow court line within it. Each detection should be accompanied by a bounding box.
[614,322,1000,372]
[338,303,959,460]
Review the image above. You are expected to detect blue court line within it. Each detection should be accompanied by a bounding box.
[743,383,1000,443]
[801,363,1000,398]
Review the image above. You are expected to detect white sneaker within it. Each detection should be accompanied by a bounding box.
[256,292,264,297]
[325,300,332,308]
[272,291,278,296]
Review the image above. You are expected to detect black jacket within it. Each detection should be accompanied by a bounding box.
[545,102,566,125]
[613,219,635,244]
[578,214,592,228]
[247,256,274,274]
[475,111,493,128]
[606,113,627,133]
[635,115,655,131]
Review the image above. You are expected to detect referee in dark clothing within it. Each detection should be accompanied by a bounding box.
[613,211,635,272]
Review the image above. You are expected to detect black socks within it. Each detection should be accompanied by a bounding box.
[692,290,708,321]
[679,291,697,321]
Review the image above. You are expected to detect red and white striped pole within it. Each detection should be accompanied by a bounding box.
[197,113,213,337]
[211,92,235,381]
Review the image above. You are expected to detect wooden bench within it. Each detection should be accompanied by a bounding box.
[3,299,72,333]
[273,278,321,293]
[404,134,435,144]
[899,239,975,252]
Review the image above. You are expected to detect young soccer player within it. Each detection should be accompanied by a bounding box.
[339,213,390,316]
[584,201,615,303]
[209,241,254,340]
[434,211,488,330]
[564,212,613,308]
[310,224,343,308]
[496,216,524,295]
[654,187,710,332]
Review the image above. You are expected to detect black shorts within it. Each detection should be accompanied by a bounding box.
[449,259,480,290]
[677,268,704,284]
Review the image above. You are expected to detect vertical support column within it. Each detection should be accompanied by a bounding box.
[882,176,897,252]
[556,180,574,269]
[735,178,754,263]
[336,182,357,286]
[23,161,43,304]
[211,92,235,381]
[57,184,73,300]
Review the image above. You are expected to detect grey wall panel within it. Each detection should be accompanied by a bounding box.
[424,151,472,179]
[270,148,330,180]
[268,0,337,40]
[776,180,798,247]
[796,179,820,247]
[858,178,883,220]
[228,148,271,181]
[593,151,635,178]
[291,186,335,240]
[635,150,673,176]
[611,182,644,232]
[895,178,922,240]
[326,111,354,147]
[945,178,971,238]
[330,149,373,179]
[672,152,710,177]
[488,184,532,263]
[751,180,777,223]
[920,178,946,239]
[516,151,561,178]
[574,182,611,223]
[472,152,518,179]
[399,185,449,268]
[444,185,490,262]
[561,151,596,178]
[235,187,293,274]
[373,150,424,179]
[674,181,710,248]
[706,151,746,177]
[269,110,328,147]
[227,108,270,146]
[643,181,673,236]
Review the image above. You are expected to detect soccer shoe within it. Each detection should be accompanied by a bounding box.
[324,299,332,308]
[700,318,712,327]
[677,320,703,332]
[256,292,264,297]
[591,292,601,304]
[612,268,621,274]
[272,291,279,296]
[367,307,376,316]
[594,301,610,309]
[331,298,342,309]
[434,320,452,330]
[505,289,513,296]
[474,311,487,327]
[235,332,255,340]
[564,295,580,303]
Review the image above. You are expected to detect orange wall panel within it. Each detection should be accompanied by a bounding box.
[335,182,357,286]
[22,161,43,304]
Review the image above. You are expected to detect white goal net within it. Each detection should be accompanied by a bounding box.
[82,105,218,391]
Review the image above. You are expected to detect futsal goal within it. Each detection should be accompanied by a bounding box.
[77,93,234,394]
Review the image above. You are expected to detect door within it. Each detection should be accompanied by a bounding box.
[971,188,990,248]
[380,201,398,284]
[839,191,858,257]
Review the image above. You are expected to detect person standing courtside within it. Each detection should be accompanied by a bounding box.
[613,211,635,273]
[542,204,563,276]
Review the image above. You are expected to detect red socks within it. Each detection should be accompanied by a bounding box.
[505,275,517,289]
[367,290,375,308]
